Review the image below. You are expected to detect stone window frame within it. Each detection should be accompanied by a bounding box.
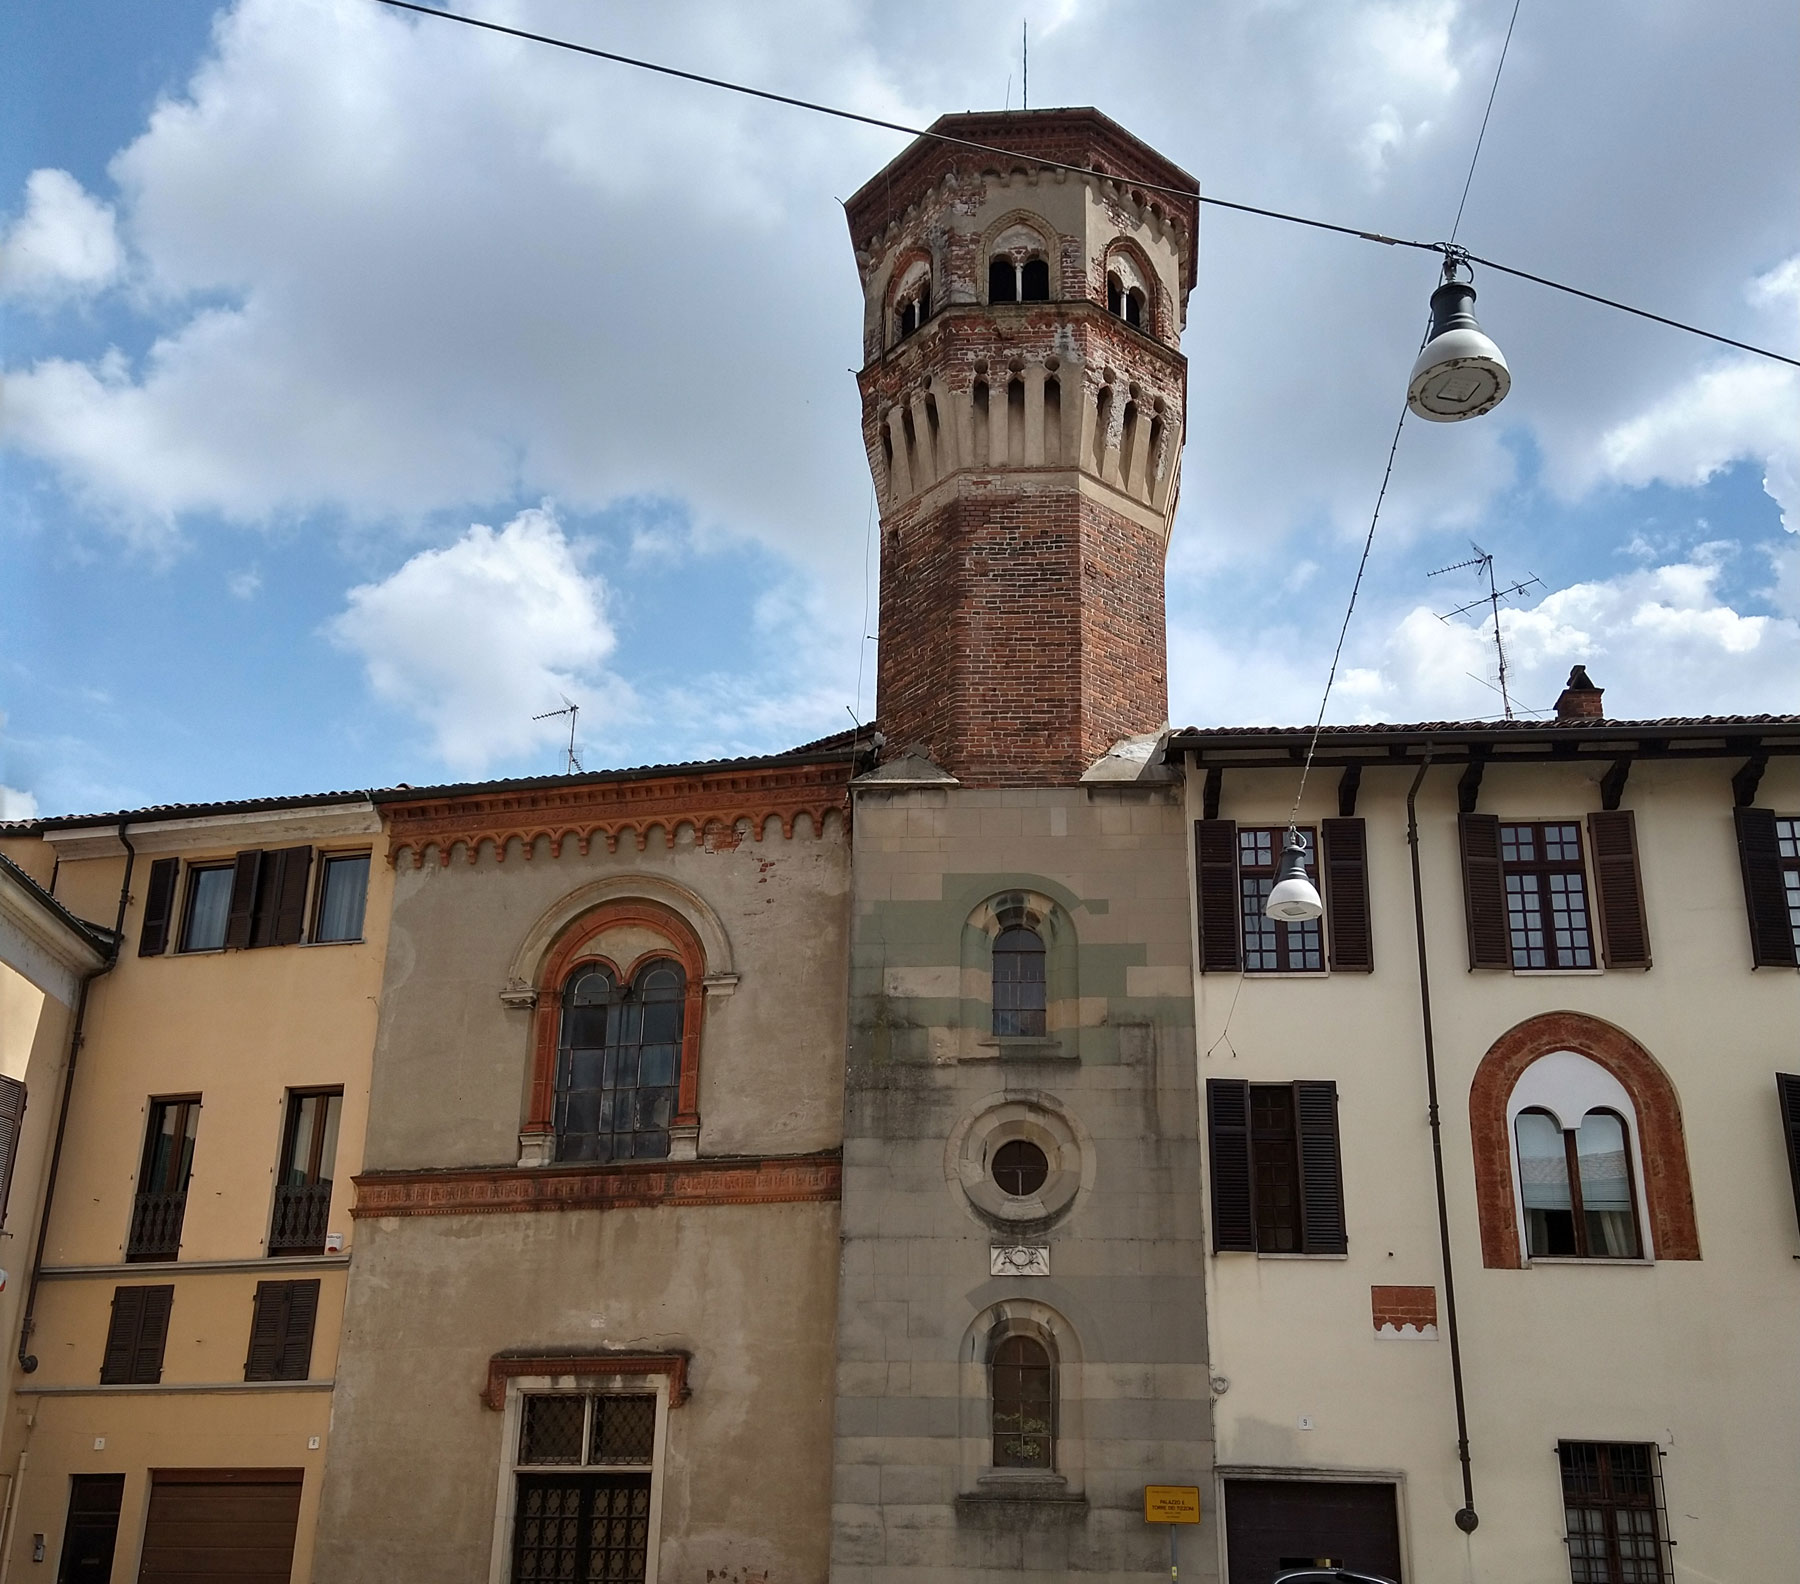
[504,878,738,1167]
[983,212,1058,305]
[946,1090,1096,1234]
[957,1300,1086,1499]
[1100,237,1161,338]
[1470,1012,1699,1269]
[483,1362,676,1584]
[960,889,1079,1059]
[888,252,934,346]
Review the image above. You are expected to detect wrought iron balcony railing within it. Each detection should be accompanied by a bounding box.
[267,1181,333,1257]
[126,1190,188,1262]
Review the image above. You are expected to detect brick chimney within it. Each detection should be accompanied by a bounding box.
[1554,665,1605,721]
[845,109,1198,785]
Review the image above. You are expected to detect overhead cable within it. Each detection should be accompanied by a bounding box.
[368,0,1798,370]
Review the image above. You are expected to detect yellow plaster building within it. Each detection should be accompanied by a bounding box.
[0,793,389,1584]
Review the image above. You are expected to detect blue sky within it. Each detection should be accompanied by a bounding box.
[3,0,1796,819]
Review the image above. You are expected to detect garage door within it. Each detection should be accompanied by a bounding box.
[1223,1478,1403,1584]
[138,1469,303,1583]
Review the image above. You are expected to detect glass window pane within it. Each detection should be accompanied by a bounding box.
[991,1335,1053,1469]
[315,854,370,943]
[1516,1110,1575,1257]
[591,1396,656,1465]
[181,867,233,951]
[520,1395,586,1465]
[1576,1110,1640,1258]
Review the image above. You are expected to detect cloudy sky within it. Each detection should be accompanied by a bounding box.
[3,0,1796,818]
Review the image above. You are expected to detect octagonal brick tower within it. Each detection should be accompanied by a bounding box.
[847,108,1199,785]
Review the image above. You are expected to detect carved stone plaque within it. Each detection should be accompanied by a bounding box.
[990,1244,1050,1277]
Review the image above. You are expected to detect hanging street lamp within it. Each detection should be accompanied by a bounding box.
[1265,828,1324,922]
[1407,252,1511,422]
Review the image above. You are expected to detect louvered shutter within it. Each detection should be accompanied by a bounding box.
[1458,813,1509,969]
[1587,811,1651,968]
[1322,818,1373,972]
[1735,808,1798,968]
[1195,820,1242,973]
[138,858,180,957]
[1206,1079,1255,1252]
[277,1279,320,1379]
[132,1286,173,1384]
[1778,1075,1800,1239]
[1294,1081,1347,1255]
[271,847,313,946]
[101,1287,146,1384]
[224,852,263,950]
[245,1282,287,1380]
[0,1076,24,1232]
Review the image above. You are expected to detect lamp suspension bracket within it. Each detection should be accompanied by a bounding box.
[1408,247,1511,423]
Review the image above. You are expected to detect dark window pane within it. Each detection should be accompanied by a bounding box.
[556,959,683,1163]
[992,1139,1049,1197]
[989,257,1017,302]
[591,1396,656,1466]
[521,1396,587,1465]
[992,925,1046,1037]
[1250,1085,1300,1252]
[1240,828,1320,973]
[1020,257,1050,300]
[315,854,369,942]
[180,867,233,952]
[991,1335,1054,1469]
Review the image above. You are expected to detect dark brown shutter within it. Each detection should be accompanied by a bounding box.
[1195,819,1242,973]
[1778,1075,1800,1239]
[1735,807,1798,968]
[1321,818,1373,972]
[1294,1080,1347,1255]
[1587,811,1651,968]
[133,1286,173,1384]
[246,1280,320,1381]
[1206,1079,1255,1252]
[100,1285,171,1384]
[1458,813,1509,969]
[272,846,313,945]
[224,851,263,950]
[138,858,180,957]
[250,847,313,948]
[0,1076,24,1231]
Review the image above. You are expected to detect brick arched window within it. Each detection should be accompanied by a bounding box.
[526,900,707,1163]
[557,958,686,1162]
[1470,1012,1699,1268]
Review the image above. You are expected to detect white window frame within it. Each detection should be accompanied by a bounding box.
[486,1370,671,1584]
[1506,1050,1655,1262]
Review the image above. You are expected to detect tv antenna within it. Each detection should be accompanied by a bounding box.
[531,696,584,774]
[1429,543,1542,720]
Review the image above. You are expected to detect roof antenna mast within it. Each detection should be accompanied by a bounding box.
[531,696,584,774]
[1430,543,1542,720]
[1022,19,1028,110]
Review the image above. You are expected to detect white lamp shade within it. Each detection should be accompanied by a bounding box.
[1265,832,1324,921]
[1407,279,1510,422]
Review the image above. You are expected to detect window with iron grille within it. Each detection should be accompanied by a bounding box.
[1778,817,1800,950]
[128,1098,199,1262]
[512,1394,657,1584]
[1501,823,1595,968]
[1239,827,1322,972]
[990,1334,1055,1470]
[1559,1441,1667,1583]
[556,961,684,1163]
[269,1089,342,1256]
[991,923,1047,1036]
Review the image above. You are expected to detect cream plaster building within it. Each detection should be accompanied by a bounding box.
[1171,678,1800,1581]
[0,794,389,1583]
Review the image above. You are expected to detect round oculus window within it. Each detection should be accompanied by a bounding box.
[991,1139,1050,1198]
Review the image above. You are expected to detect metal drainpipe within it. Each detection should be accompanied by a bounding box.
[16,821,130,1372]
[1406,749,1479,1534]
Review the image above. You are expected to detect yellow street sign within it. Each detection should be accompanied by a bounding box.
[1144,1485,1202,1524]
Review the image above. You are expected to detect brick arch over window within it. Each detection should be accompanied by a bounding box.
[1470,1012,1699,1268]
[526,898,709,1146]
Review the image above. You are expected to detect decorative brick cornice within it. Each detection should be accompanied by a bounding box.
[383,761,853,868]
[1469,1011,1700,1268]
[352,1152,842,1219]
[482,1351,690,1412]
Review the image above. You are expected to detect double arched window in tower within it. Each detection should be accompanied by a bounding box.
[989,253,1051,304]
[892,259,933,344]
[1105,270,1145,329]
[556,959,686,1163]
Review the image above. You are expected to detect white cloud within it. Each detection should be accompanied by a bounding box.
[226,567,262,599]
[0,786,40,822]
[0,169,122,302]
[328,507,617,772]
